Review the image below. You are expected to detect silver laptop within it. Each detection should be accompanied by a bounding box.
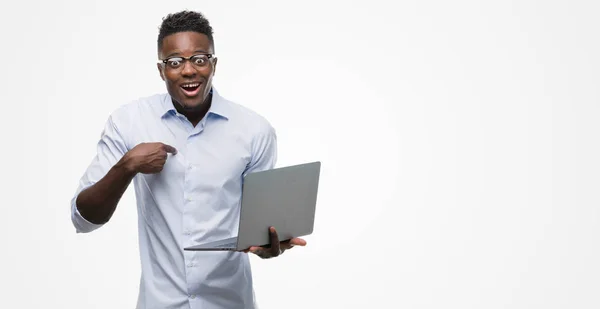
[184,161,321,251]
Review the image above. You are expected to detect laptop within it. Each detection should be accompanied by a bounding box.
[183,161,321,251]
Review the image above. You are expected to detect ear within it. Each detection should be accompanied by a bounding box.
[212,57,218,75]
[156,63,165,81]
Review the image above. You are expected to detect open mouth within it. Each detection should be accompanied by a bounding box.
[180,82,202,97]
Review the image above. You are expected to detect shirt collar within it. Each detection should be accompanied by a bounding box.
[161,87,230,120]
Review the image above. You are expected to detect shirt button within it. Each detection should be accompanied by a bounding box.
[186,197,192,202]
[190,295,196,299]
[187,263,193,267]
[188,165,193,170]
[185,231,191,235]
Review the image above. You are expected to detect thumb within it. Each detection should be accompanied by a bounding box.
[161,143,178,155]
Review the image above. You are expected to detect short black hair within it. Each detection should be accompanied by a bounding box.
[157,10,214,51]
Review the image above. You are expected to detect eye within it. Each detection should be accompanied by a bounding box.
[167,58,183,67]
[192,56,207,65]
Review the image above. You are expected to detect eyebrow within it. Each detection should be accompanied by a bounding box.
[165,49,210,58]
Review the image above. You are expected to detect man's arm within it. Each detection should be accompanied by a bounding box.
[243,123,278,177]
[71,114,129,233]
[241,122,307,258]
[70,113,177,232]
[75,156,137,225]
[75,143,177,225]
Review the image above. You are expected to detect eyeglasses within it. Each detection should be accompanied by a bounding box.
[158,54,215,70]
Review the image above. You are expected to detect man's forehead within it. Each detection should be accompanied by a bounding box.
[160,31,212,56]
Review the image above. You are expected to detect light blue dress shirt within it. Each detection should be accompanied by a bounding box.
[71,88,277,309]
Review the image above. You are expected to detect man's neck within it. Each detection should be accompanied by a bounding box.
[173,92,212,127]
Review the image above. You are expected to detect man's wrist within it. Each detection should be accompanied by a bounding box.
[116,154,138,177]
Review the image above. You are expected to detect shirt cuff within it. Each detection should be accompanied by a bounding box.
[71,196,104,233]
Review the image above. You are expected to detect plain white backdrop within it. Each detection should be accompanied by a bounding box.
[0,0,599,308]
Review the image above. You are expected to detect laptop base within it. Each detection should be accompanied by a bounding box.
[184,236,238,251]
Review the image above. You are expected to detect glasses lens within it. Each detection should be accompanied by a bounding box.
[191,55,209,66]
[166,57,184,69]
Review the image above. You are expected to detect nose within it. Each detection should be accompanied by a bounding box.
[181,60,197,77]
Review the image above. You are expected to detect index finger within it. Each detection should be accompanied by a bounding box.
[161,143,177,154]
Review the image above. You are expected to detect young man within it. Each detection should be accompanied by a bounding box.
[71,10,305,309]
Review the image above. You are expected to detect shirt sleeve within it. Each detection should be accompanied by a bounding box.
[243,123,278,177]
[71,114,129,233]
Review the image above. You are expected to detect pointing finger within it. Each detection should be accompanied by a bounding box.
[162,143,177,155]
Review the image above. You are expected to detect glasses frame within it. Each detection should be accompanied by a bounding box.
[158,53,216,70]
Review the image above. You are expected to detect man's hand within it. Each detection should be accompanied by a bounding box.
[122,142,178,174]
[243,227,306,259]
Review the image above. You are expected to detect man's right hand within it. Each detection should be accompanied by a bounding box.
[122,142,178,174]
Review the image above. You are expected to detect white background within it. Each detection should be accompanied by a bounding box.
[0,0,599,308]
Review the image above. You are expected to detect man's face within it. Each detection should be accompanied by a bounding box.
[157,31,217,110]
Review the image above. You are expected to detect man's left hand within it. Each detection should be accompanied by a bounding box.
[243,227,306,259]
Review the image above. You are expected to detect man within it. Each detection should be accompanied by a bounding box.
[70,10,305,309]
